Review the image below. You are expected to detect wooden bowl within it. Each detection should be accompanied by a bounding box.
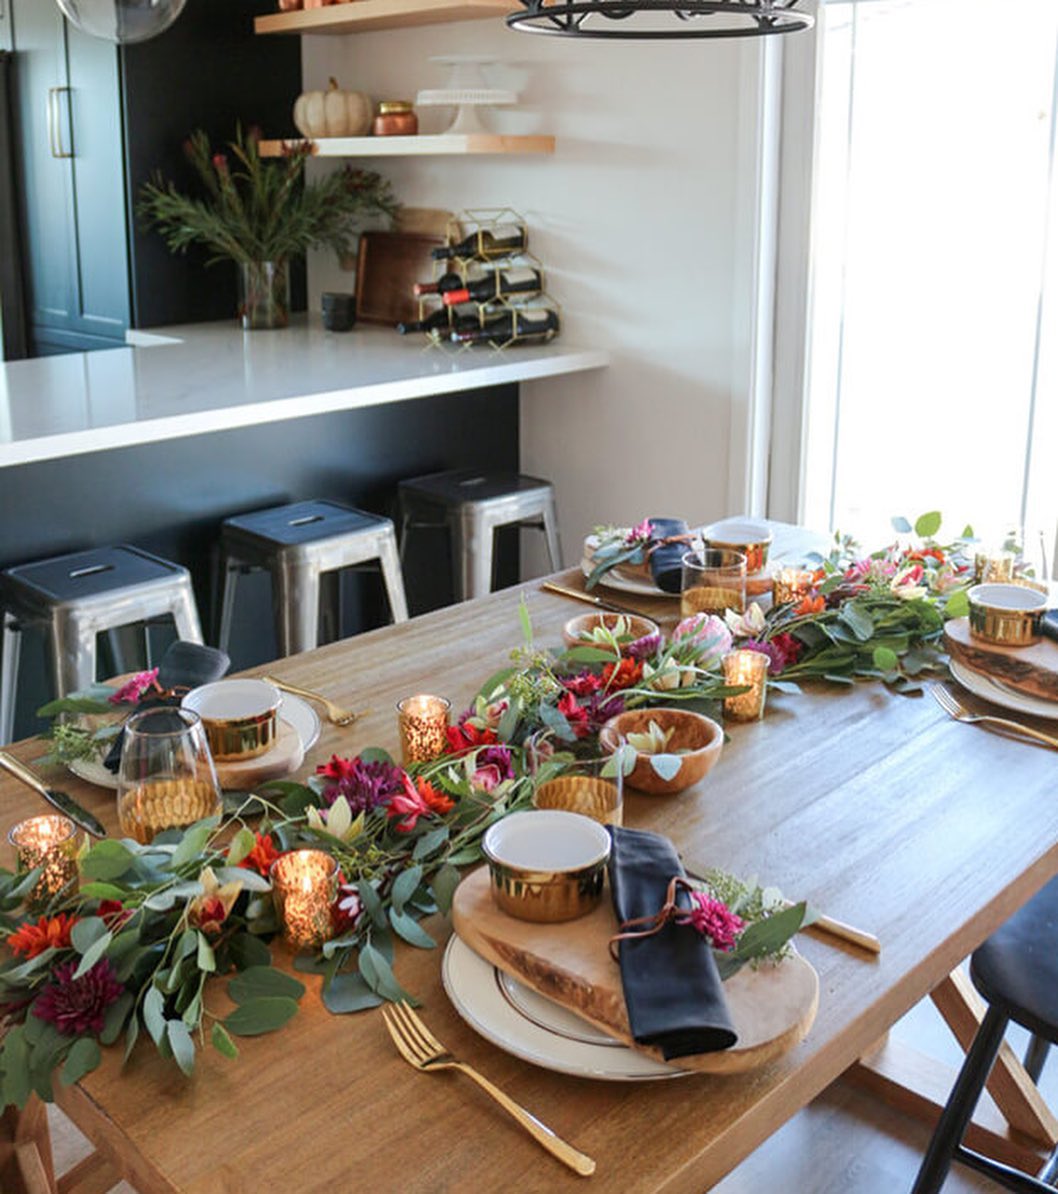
[562,611,660,651]
[598,708,723,796]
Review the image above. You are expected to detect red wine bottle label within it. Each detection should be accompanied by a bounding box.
[442,288,472,306]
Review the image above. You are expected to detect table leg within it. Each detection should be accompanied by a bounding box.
[0,1098,58,1194]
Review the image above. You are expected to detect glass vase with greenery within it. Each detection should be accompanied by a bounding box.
[138,127,398,329]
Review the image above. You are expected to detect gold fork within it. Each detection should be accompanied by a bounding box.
[380,1002,596,1177]
[930,683,1058,750]
[262,675,364,727]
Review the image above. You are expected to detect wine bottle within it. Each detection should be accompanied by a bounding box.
[451,309,559,345]
[396,309,479,335]
[412,272,463,297]
[441,267,543,307]
[430,225,528,261]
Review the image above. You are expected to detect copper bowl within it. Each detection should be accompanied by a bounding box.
[599,707,724,796]
[482,810,611,923]
[181,679,281,762]
[562,611,659,651]
[701,519,773,575]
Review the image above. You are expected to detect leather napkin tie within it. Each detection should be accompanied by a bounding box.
[607,825,737,1059]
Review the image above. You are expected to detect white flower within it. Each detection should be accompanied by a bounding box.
[724,603,767,638]
[306,795,364,843]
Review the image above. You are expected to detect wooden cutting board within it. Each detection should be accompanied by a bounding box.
[354,230,446,326]
[944,618,1058,701]
[451,866,819,1075]
[214,719,304,791]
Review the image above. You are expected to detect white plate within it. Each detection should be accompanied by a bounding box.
[949,660,1058,720]
[68,694,321,789]
[441,934,690,1081]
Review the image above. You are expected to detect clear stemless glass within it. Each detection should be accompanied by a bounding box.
[532,758,624,827]
[117,708,222,845]
[680,549,747,618]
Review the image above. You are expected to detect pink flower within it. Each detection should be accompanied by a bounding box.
[387,774,454,833]
[332,883,363,934]
[624,518,653,545]
[557,690,591,739]
[108,667,160,706]
[32,959,124,1036]
[471,764,504,793]
[675,892,745,951]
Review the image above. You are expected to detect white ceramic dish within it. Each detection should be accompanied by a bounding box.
[482,809,611,872]
[700,518,774,547]
[68,694,321,789]
[442,935,690,1081]
[181,678,281,721]
[949,660,1058,721]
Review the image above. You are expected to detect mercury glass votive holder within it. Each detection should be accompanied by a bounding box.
[397,695,451,765]
[722,650,769,722]
[974,550,1016,584]
[270,849,339,952]
[772,568,816,606]
[8,814,79,912]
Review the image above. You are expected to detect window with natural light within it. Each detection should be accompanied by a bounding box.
[800,0,1058,567]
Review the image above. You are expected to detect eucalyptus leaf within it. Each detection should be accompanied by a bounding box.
[388,907,436,949]
[223,996,300,1037]
[412,827,449,861]
[81,839,135,881]
[872,646,899,673]
[143,986,166,1045]
[71,916,107,955]
[197,932,216,973]
[358,942,417,1004]
[212,1021,239,1059]
[322,971,383,1014]
[890,516,912,533]
[648,754,684,782]
[123,1014,140,1066]
[227,966,305,1004]
[1,1026,30,1108]
[60,1037,101,1087]
[429,863,461,915]
[212,866,271,892]
[390,864,423,915]
[78,881,128,901]
[167,1020,196,1077]
[914,511,942,539]
[227,931,272,970]
[100,992,135,1045]
[358,879,387,930]
[225,826,257,867]
[945,590,970,619]
[169,821,217,870]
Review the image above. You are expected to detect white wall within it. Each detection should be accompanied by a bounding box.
[303,22,770,567]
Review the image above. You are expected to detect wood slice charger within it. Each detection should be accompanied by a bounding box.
[451,866,819,1075]
[944,617,1058,702]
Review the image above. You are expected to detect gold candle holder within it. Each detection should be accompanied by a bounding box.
[8,815,78,912]
[974,550,1016,584]
[533,773,623,827]
[397,695,450,765]
[723,650,769,722]
[772,568,816,606]
[270,849,338,952]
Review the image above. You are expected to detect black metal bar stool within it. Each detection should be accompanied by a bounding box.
[0,545,203,744]
[912,876,1058,1192]
[217,500,408,658]
[398,470,562,602]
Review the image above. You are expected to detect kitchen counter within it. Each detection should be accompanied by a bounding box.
[0,316,608,467]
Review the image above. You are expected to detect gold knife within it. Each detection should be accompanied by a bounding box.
[0,750,107,837]
[540,581,642,615]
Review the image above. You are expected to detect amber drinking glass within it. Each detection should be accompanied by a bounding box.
[117,709,222,844]
[680,549,747,618]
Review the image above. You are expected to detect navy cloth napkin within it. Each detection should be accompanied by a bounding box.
[607,826,737,1059]
[647,518,692,594]
[103,641,230,772]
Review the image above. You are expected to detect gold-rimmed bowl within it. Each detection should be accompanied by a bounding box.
[701,518,773,575]
[181,679,281,762]
[562,611,660,651]
[967,583,1048,647]
[482,810,611,923]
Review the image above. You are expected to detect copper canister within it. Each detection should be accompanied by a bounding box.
[373,102,418,136]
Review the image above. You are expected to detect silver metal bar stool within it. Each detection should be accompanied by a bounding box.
[0,544,203,744]
[217,500,408,658]
[398,470,562,602]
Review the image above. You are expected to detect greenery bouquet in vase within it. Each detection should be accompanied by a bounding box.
[139,128,398,329]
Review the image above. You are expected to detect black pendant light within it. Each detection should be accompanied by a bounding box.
[506,0,812,38]
[55,0,187,44]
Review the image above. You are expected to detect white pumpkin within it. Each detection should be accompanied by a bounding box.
[293,77,372,139]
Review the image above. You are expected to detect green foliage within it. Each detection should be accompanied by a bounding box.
[138,128,398,266]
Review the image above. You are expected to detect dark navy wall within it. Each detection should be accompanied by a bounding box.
[0,385,519,738]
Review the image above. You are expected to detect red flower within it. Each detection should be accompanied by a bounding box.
[768,633,803,672]
[561,670,603,697]
[557,691,591,739]
[7,913,78,959]
[32,959,124,1036]
[97,900,132,930]
[387,775,455,833]
[445,722,497,753]
[316,754,360,783]
[237,832,281,877]
[188,896,228,936]
[331,882,363,935]
[601,658,643,691]
[794,594,826,616]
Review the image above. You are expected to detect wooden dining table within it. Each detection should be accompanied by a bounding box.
[3,564,1058,1194]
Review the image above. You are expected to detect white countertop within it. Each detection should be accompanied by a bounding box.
[0,316,609,468]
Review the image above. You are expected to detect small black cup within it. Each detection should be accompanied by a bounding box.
[321,292,356,332]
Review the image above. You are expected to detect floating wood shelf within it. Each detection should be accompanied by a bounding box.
[254,0,509,35]
[258,135,555,157]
